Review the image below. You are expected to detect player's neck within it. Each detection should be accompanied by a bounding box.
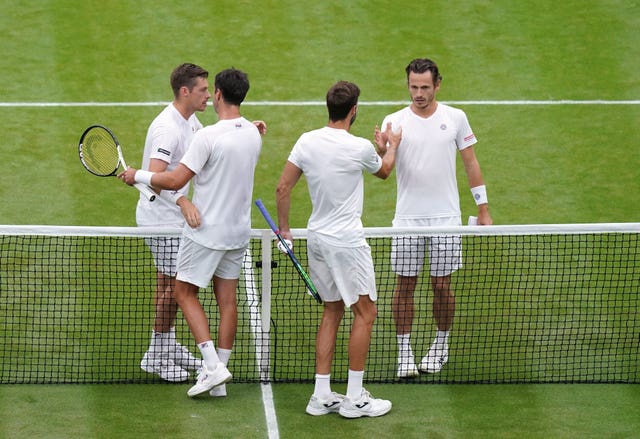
[410,100,438,118]
[216,104,242,121]
[172,101,195,120]
[327,119,351,131]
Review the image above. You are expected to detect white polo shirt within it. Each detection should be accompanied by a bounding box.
[288,126,382,247]
[136,103,202,227]
[180,117,261,249]
[381,103,477,220]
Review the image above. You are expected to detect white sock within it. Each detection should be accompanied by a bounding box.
[149,330,169,353]
[313,374,332,399]
[435,330,449,346]
[198,340,220,370]
[397,334,413,357]
[167,327,177,345]
[216,348,232,366]
[346,370,364,400]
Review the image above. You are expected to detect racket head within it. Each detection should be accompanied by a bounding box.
[78,125,121,176]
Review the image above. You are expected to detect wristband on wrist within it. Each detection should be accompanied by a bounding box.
[471,185,488,205]
[134,170,154,186]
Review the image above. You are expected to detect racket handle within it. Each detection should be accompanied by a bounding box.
[134,182,156,202]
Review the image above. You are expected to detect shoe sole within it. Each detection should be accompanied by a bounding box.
[339,404,392,418]
[397,369,420,378]
[418,358,448,374]
[141,355,189,382]
[305,406,338,416]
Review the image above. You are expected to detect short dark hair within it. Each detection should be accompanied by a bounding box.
[405,58,442,83]
[170,63,209,97]
[326,81,360,122]
[214,68,250,106]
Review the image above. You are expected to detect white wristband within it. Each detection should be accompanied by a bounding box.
[134,170,154,186]
[471,185,488,205]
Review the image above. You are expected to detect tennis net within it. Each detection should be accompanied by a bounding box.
[1,223,638,384]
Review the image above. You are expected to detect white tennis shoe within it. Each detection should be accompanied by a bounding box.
[397,354,420,378]
[172,343,203,372]
[305,392,345,416]
[209,383,227,397]
[140,351,189,382]
[419,343,449,373]
[338,389,392,418]
[187,362,232,397]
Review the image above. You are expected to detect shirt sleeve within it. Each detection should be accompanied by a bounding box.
[148,124,180,163]
[455,109,477,150]
[361,141,382,174]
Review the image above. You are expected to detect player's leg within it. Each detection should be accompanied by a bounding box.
[305,233,345,415]
[152,272,203,373]
[431,274,455,331]
[334,243,391,419]
[174,240,232,396]
[418,274,454,373]
[419,231,461,373]
[175,278,231,396]
[306,300,345,415]
[339,295,391,419]
[208,275,238,398]
[391,235,425,378]
[141,237,189,382]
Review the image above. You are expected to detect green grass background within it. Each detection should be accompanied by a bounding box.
[1,0,639,437]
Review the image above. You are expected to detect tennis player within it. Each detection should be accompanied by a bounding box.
[136,63,208,383]
[379,58,493,378]
[119,68,262,398]
[276,81,401,418]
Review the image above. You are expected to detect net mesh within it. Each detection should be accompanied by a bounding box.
[1,225,638,384]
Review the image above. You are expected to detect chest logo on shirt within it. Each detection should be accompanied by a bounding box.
[440,124,447,131]
[157,148,171,156]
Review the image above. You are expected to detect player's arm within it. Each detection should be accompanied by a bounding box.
[275,161,303,242]
[460,146,493,225]
[119,163,195,192]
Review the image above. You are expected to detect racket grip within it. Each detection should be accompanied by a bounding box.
[255,199,278,232]
[134,183,156,202]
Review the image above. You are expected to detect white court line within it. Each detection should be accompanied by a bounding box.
[0,100,639,107]
[243,249,279,439]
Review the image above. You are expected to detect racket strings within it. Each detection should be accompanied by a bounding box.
[80,129,120,176]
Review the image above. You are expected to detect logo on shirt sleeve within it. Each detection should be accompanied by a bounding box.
[464,133,476,142]
[157,148,171,156]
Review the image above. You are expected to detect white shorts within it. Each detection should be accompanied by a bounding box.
[307,232,377,307]
[145,236,180,277]
[175,237,246,289]
[391,217,462,277]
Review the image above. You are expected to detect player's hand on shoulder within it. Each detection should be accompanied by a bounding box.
[253,120,267,135]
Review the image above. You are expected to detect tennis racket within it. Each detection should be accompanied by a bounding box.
[78,124,156,201]
[255,199,322,304]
